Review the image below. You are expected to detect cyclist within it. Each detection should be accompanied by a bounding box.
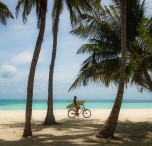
[73,96,80,116]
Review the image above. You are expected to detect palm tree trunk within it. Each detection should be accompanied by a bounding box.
[44,0,62,125]
[141,64,152,91]
[96,0,127,138]
[23,0,47,137]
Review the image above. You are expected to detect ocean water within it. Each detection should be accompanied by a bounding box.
[0,100,152,110]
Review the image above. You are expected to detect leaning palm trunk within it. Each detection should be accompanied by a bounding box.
[96,0,126,138]
[141,64,152,91]
[44,0,62,125]
[23,1,47,137]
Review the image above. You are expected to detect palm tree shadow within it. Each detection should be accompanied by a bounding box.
[0,118,152,146]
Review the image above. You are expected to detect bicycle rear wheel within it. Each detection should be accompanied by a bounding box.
[82,109,91,118]
[68,109,76,118]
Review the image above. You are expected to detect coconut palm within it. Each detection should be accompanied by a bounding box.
[69,0,152,93]
[16,0,47,137]
[0,1,14,25]
[72,0,127,138]
[69,0,146,90]
[44,0,101,125]
[70,0,150,137]
[97,0,127,137]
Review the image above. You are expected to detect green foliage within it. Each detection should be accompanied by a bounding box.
[137,17,152,52]
[69,0,148,91]
[0,2,14,25]
[52,0,101,30]
[127,16,152,92]
[16,0,47,28]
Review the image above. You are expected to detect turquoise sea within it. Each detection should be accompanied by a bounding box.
[0,100,152,110]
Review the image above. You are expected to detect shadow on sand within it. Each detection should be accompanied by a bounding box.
[0,117,152,146]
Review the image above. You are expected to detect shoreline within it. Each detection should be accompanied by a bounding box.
[0,108,152,111]
[0,109,152,145]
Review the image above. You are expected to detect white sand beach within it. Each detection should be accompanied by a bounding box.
[0,109,152,146]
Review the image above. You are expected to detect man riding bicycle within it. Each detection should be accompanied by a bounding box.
[73,96,80,117]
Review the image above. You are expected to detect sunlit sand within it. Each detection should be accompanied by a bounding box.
[0,109,152,145]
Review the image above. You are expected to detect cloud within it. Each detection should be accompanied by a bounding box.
[0,45,46,80]
[0,64,17,78]
[11,47,46,65]
[11,48,33,65]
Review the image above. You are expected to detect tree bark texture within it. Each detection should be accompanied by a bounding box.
[97,0,127,138]
[23,0,47,137]
[44,0,62,125]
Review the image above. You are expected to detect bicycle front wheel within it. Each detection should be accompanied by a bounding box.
[82,109,91,118]
[68,109,76,118]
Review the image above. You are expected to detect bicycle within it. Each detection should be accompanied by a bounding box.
[68,104,91,118]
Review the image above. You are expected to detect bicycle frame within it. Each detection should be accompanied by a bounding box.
[77,104,85,114]
[68,104,91,118]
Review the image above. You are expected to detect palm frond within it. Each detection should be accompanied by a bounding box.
[111,0,120,9]
[69,0,150,92]
[0,2,14,25]
[69,58,121,91]
[65,0,101,28]
[16,0,46,28]
[16,0,35,23]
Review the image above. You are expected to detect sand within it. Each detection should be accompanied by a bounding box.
[0,109,152,146]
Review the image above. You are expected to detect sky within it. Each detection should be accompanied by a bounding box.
[0,0,152,100]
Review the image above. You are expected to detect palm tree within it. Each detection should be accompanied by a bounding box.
[69,0,152,93]
[69,0,146,89]
[16,0,47,137]
[97,0,127,137]
[70,0,127,138]
[69,0,126,137]
[43,0,62,125]
[0,1,14,25]
[44,0,101,125]
[69,0,152,137]
[70,0,151,138]
[71,0,151,137]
